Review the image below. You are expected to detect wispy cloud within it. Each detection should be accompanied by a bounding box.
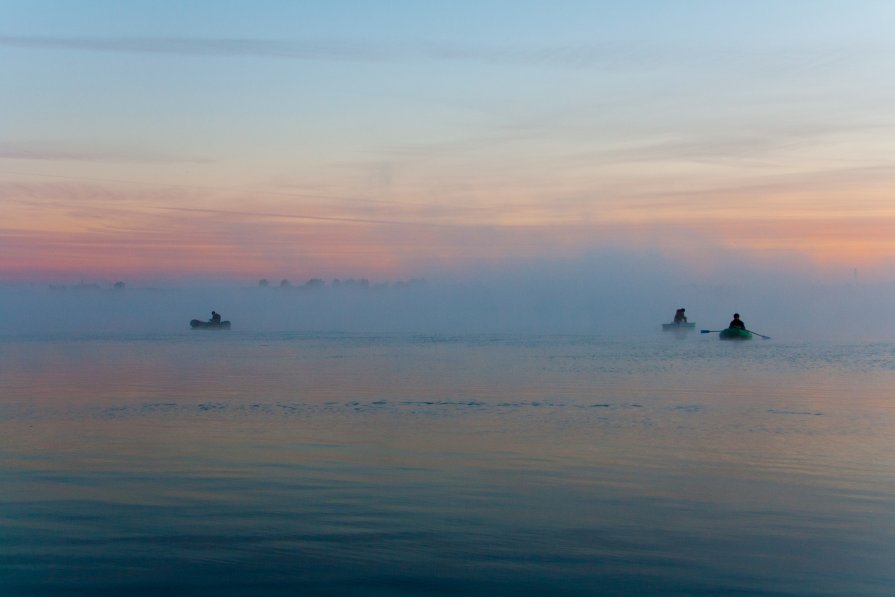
[0,143,212,164]
[158,206,458,228]
[0,177,495,230]
[0,34,870,72]
[0,35,396,61]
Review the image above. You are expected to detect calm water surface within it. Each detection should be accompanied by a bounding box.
[1,332,894,595]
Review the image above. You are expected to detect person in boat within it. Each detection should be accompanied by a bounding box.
[673,308,687,324]
[210,311,222,324]
[729,313,745,329]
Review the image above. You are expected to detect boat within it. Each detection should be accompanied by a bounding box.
[662,322,696,331]
[190,319,231,330]
[719,327,751,340]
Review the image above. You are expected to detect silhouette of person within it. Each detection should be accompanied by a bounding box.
[729,313,745,329]
[210,311,221,324]
[673,308,687,324]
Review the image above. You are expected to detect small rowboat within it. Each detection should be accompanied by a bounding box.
[190,319,231,330]
[662,322,695,331]
[719,327,751,340]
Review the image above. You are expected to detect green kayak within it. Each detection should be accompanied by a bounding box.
[719,327,752,340]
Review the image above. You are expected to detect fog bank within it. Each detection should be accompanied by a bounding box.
[2,270,893,342]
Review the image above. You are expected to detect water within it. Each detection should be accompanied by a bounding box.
[2,332,894,595]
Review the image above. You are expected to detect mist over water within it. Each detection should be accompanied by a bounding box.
[2,264,893,341]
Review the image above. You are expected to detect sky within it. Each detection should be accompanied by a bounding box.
[2,1,895,286]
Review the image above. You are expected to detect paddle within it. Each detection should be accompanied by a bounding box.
[700,328,771,339]
[745,329,771,340]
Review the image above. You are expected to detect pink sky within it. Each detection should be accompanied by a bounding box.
[3,2,894,285]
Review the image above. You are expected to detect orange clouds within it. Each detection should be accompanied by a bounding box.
[4,209,894,283]
[2,172,894,283]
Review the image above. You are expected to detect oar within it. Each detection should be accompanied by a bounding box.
[745,329,771,340]
[700,329,722,334]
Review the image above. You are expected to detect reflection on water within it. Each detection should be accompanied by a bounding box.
[1,333,894,595]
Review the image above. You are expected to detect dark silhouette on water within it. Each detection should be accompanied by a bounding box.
[662,307,694,332]
[700,319,770,340]
[190,310,231,329]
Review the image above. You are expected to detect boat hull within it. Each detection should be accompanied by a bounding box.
[190,319,231,329]
[662,322,695,331]
[719,327,751,340]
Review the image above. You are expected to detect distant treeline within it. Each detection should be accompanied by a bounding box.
[257,278,428,290]
[49,281,127,291]
[45,278,429,291]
